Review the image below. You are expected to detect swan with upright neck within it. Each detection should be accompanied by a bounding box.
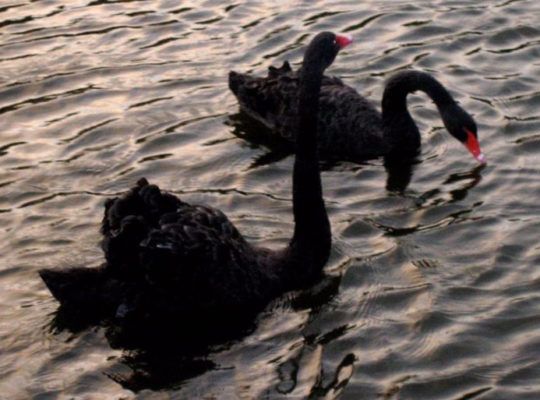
[229,62,484,164]
[39,32,351,339]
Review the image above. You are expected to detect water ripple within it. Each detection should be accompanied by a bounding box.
[0,0,539,398]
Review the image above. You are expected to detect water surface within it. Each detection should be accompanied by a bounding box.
[1,0,539,398]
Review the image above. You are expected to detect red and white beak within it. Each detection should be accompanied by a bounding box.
[464,128,486,164]
[335,34,353,49]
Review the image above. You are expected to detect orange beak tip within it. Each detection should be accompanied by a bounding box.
[476,153,487,164]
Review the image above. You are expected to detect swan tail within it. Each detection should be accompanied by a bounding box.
[267,61,292,78]
[228,70,252,98]
[39,266,113,311]
[228,61,293,98]
[228,68,297,135]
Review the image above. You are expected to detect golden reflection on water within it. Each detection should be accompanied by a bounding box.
[0,0,539,398]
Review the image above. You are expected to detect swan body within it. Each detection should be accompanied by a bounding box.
[39,32,351,338]
[229,63,484,163]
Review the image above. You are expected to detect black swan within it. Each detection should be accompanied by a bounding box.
[39,32,352,341]
[229,62,484,164]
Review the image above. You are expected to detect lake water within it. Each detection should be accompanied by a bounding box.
[1,0,539,398]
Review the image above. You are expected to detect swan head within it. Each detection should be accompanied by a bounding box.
[303,32,353,74]
[442,103,485,164]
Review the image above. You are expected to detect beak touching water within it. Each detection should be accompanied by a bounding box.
[465,128,486,164]
[335,34,353,49]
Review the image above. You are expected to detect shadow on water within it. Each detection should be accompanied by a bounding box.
[46,272,345,392]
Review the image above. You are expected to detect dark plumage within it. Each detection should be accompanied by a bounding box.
[39,32,352,342]
[229,64,485,163]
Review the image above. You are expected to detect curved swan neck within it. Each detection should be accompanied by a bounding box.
[382,70,455,112]
[288,62,331,279]
[381,71,456,157]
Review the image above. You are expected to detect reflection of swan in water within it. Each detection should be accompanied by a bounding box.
[370,163,487,239]
[74,273,347,392]
[384,158,418,193]
[385,158,486,195]
[276,347,356,398]
[442,163,486,203]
